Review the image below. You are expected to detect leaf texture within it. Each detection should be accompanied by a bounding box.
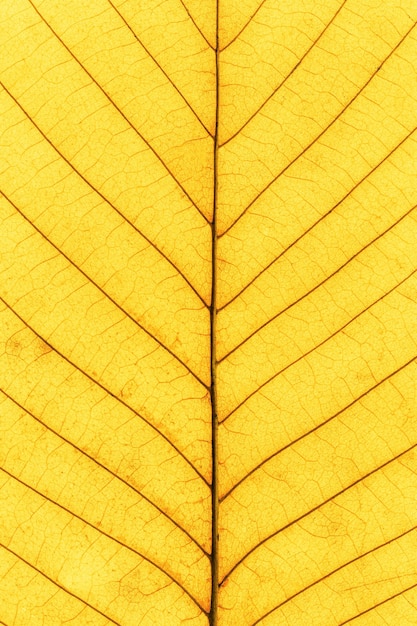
[1,0,417,624]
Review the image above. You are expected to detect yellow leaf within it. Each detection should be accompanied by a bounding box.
[1,0,417,624]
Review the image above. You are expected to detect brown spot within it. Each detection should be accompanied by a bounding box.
[34,338,52,358]
[5,336,23,357]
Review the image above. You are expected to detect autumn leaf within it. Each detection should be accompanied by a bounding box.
[1,0,417,624]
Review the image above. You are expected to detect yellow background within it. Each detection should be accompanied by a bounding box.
[1,0,417,624]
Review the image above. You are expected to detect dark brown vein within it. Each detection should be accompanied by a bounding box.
[209,1,220,623]
[219,19,417,236]
[221,354,417,500]
[219,0,268,52]
[219,199,417,363]
[0,388,207,556]
[219,125,417,365]
[221,441,417,584]
[178,0,214,50]
[0,542,120,625]
[26,0,209,223]
[106,0,213,136]
[0,82,208,309]
[1,191,208,391]
[220,184,416,315]
[0,468,207,614]
[221,266,417,425]
[220,0,347,131]
[252,525,417,625]
[339,581,417,624]
[0,295,209,487]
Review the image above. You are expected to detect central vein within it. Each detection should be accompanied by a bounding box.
[209,1,220,624]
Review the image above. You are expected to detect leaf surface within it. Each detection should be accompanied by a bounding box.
[1,0,417,624]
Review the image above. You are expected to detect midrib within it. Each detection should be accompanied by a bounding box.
[209,1,220,624]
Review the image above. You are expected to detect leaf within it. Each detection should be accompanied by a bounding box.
[1,0,417,624]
